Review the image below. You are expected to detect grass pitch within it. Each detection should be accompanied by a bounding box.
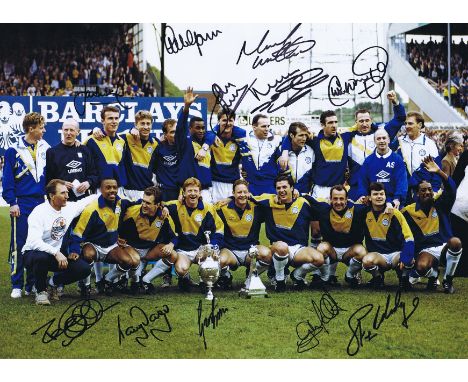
[0,207,466,359]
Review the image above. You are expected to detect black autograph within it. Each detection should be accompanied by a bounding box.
[328,45,389,106]
[211,67,328,124]
[164,25,222,56]
[296,292,347,353]
[197,298,228,350]
[236,23,315,69]
[346,290,420,356]
[73,82,132,117]
[31,299,120,347]
[117,304,171,347]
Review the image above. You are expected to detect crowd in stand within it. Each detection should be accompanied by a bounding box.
[407,38,468,113]
[0,35,156,98]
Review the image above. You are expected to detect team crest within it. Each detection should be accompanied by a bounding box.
[41,152,46,159]
[345,211,352,219]
[147,147,153,154]
[77,152,83,158]
[431,210,438,218]
[115,143,123,152]
[50,217,66,241]
[229,143,236,151]
[195,213,203,222]
[336,140,343,147]
[382,218,389,226]
[245,214,253,222]
[115,206,121,215]
[155,220,162,228]
[292,206,299,214]
[419,149,426,156]
[305,157,312,164]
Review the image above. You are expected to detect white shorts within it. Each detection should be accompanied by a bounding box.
[288,244,305,262]
[134,247,150,258]
[176,249,199,263]
[201,188,213,204]
[211,181,233,203]
[224,249,249,266]
[121,188,144,202]
[380,251,400,266]
[85,242,119,262]
[311,185,331,202]
[420,245,445,260]
[334,247,351,261]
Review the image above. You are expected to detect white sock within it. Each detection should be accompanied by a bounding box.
[94,262,104,282]
[105,265,126,283]
[445,249,462,278]
[135,261,146,280]
[425,267,438,278]
[319,257,331,281]
[273,253,289,281]
[293,263,315,280]
[346,258,362,278]
[49,277,55,287]
[365,266,380,277]
[142,260,171,283]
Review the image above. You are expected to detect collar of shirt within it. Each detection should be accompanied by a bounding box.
[228,198,251,211]
[98,194,120,210]
[375,149,393,159]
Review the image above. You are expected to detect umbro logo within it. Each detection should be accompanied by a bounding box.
[66,160,81,169]
[376,170,390,179]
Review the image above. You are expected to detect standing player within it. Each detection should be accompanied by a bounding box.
[347,90,406,200]
[355,129,408,209]
[69,178,140,296]
[165,177,224,291]
[46,118,98,201]
[118,185,178,294]
[253,174,325,292]
[216,179,271,289]
[361,182,415,289]
[2,112,49,298]
[176,88,217,203]
[85,105,127,192]
[210,108,248,202]
[402,157,462,293]
[241,114,282,195]
[120,110,159,201]
[150,118,180,202]
[22,180,97,305]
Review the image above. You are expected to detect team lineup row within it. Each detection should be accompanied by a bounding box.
[2,88,463,304]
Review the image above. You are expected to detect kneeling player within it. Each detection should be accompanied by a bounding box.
[304,185,368,287]
[166,177,224,291]
[361,182,415,290]
[254,175,324,292]
[118,185,178,294]
[216,179,272,289]
[402,156,462,293]
[69,178,140,296]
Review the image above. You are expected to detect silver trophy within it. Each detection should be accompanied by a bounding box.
[239,245,268,298]
[198,231,221,300]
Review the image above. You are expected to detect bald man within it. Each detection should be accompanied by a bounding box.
[45,119,99,202]
[355,129,408,209]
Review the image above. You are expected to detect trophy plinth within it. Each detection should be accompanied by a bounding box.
[198,231,221,300]
[239,245,268,298]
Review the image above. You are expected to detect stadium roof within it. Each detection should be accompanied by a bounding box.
[409,23,468,36]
